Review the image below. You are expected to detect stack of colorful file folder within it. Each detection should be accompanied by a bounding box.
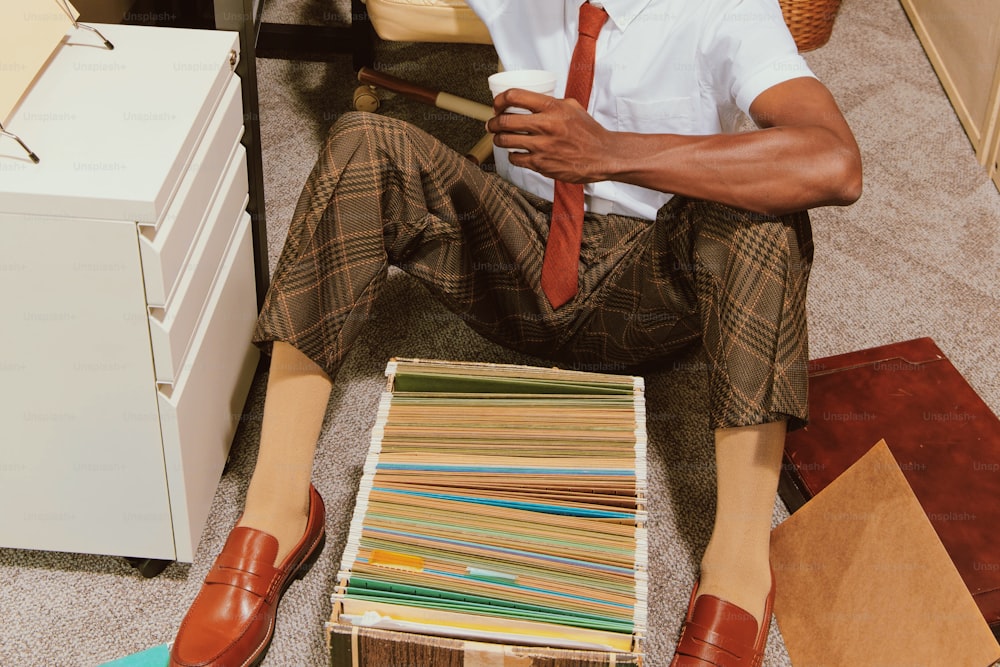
[328,358,647,666]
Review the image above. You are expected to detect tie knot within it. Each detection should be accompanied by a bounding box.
[578,2,609,40]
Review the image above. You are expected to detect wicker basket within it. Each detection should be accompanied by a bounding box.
[779,0,844,52]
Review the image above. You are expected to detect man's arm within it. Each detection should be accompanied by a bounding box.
[486,77,863,216]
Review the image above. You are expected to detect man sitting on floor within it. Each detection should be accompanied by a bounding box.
[168,1,862,666]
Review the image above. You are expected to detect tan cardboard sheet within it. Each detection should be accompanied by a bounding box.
[771,440,1000,667]
[0,0,78,124]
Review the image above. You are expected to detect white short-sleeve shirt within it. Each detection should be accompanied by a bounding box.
[464,0,816,220]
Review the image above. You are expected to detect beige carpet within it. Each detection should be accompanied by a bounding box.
[1,0,998,665]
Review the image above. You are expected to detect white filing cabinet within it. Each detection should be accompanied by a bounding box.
[0,24,260,565]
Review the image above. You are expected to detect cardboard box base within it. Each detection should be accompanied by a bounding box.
[326,624,642,667]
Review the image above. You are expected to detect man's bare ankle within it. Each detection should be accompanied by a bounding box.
[235,507,310,566]
[696,556,773,627]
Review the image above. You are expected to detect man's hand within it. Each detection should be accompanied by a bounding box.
[486,88,613,184]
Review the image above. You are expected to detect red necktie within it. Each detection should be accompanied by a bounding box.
[540,2,609,309]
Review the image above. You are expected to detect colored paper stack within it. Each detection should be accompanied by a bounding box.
[330,358,647,660]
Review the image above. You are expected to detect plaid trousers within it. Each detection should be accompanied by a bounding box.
[253,112,813,430]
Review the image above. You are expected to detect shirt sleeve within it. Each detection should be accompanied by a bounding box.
[699,0,817,115]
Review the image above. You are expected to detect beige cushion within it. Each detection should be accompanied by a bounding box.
[364,0,492,44]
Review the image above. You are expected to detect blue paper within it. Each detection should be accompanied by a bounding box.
[98,643,170,666]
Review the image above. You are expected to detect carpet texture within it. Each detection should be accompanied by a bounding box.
[1,0,998,665]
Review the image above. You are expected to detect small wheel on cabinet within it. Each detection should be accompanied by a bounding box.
[353,85,380,113]
[125,556,173,578]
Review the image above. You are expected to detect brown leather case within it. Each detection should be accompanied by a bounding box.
[779,337,1000,638]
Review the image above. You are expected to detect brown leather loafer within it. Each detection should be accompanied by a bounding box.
[669,573,776,667]
[170,485,326,667]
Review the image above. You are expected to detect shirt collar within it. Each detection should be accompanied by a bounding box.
[584,0,655,32]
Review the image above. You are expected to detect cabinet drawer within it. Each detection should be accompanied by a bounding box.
[139,75,244,307]
[149,146,249,384]
[157,212,260,562]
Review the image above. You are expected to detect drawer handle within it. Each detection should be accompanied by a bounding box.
[230,49,239,70]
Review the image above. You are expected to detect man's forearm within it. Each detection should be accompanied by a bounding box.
[600,125,862,217]
[489,77,863,214]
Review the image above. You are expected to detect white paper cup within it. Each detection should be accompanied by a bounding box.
[488,70,556,152]
[488,70,557,114]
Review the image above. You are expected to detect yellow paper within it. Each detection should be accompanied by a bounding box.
[370,549,426,572]
[0,0,79,124]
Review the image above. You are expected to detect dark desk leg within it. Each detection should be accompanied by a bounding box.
[214,0,270,308]
[351,0,375,71]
